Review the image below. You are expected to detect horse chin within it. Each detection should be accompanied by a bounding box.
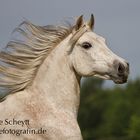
[93,74,111,80]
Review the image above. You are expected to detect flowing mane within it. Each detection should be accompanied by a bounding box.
[0,20,73,100]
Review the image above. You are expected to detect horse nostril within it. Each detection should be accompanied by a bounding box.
[113,60,126,75]
[126,62,129,67]
[118,62,125,74]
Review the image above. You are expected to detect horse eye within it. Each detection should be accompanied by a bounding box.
[82,42,92,49]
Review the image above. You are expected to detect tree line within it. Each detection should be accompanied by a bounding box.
[78,77,140,140]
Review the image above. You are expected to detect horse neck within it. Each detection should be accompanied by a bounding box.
[31,35,81,117]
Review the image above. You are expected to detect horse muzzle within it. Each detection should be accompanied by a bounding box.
[111,60,129,84]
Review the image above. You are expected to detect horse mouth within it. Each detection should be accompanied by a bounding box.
[111,75,128,84]
[113,78,127,84]
[94,72,128,84]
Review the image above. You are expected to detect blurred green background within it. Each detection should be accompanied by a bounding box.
[78,78,140,140]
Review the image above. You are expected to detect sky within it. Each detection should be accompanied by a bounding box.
[0,0,140,88]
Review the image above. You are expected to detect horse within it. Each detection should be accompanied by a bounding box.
[0,15,129,140]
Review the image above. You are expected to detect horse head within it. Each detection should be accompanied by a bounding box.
[69,15,129,84]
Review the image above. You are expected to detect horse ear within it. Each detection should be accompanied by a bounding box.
[74,15,84,31]
[88,14,94,30]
